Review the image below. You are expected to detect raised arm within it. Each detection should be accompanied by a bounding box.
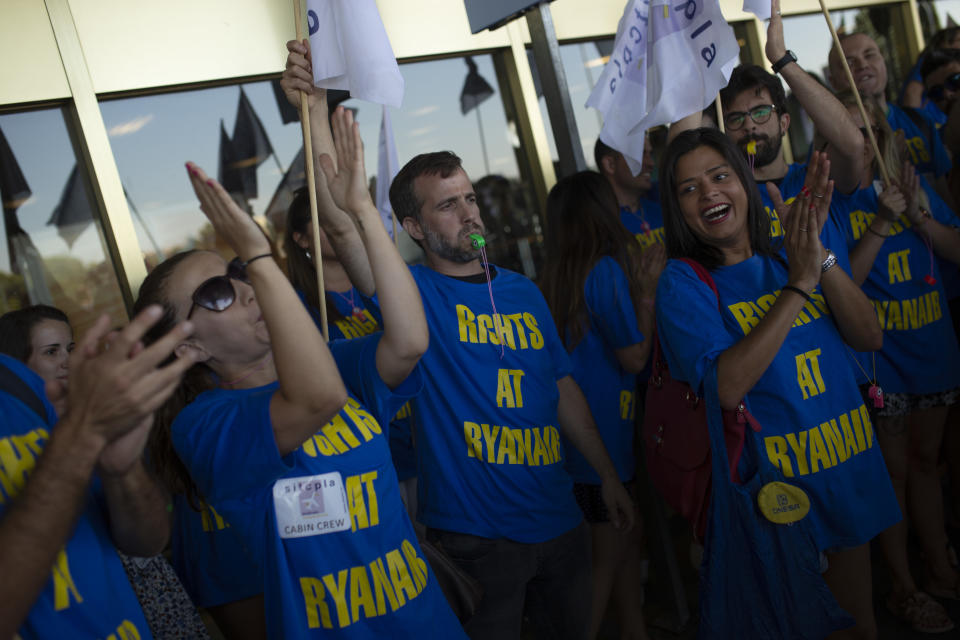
[281,38,375,295]
[615,244,665,372]
[765,0,863,192]
[319,108,429,388]
[185,163,347,455]
[0,309,196,638]
[901,164,960,264]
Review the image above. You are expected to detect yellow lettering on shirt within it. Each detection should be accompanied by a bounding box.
[795,349,827,400]
[200,504,229,532]
[870,291,942,331]
[888,249,912,284]
[463,422,563,467]
[52,548,83,611]
[495,369,525,408]
[619,390,636,420]
[764,403,874,478]
[0,428,48,503]
[301,399,382,458]
[453,303,546,350]
[904,135,930,163]
[345,471,379,532]
[334,310,379,340]
[635,226,667,249]
[102,619,143,640]
[728,291,832,337]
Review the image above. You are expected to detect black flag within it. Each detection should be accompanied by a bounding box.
[47,165,94,249]
[0,125,31,210]
[264,147,306,229]
[271,78,301,125]
[218,120,246,195]
[460,57,494,115]
[231,87,275,199]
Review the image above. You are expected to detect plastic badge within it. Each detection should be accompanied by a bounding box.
[469,233,486,249]
[352,306,365,321]
[641,220,651,236]
[868,384,884,409]
[924,274,938,286]
[757,481,811,524]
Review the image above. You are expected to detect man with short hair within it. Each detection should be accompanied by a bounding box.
[0,309,195,638]
[595,136,665,249]
[922,47,960,159]
[829,31,954,204]
[389,150,634,639]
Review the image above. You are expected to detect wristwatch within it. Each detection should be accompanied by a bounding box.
[772,50,797,75]
[821,249,838,274]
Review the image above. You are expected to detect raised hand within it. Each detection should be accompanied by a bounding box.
[897,160,923,225]
[185,162,272,261]
[65,307,196,446]
[878,183,907,223]
[638,243,666,295]
[767,150,834,234]
[281,39,325,113]
[764,0,786,64]
[782,188,825,292]
[318,107,374,217]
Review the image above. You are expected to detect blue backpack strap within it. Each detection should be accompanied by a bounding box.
[0,360,47,419]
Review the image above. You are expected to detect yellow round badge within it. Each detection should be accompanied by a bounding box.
[757,481,810,524]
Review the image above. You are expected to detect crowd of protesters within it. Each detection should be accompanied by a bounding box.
[3,3,960,639]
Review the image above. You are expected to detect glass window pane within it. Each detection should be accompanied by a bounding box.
[920,0,960,38]
[101,53,544,278]
[0,108,127,334]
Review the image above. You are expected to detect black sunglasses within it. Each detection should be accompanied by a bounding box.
[724,104,777,131]
[927,72,960,102]
[186,257,250,319]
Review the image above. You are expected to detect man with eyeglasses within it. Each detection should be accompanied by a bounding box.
[674,6,865,241]
[829,32,954,208]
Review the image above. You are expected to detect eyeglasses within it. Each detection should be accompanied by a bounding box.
[724,104,777,131]
[927,72,960,102]
[186,257,250,319]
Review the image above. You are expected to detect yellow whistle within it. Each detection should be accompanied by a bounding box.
[746,140,757,156]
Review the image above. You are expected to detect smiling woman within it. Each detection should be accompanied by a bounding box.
[653,127,898,637]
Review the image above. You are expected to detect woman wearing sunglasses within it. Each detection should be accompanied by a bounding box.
[135,106,466,638]
[816,91,960,633]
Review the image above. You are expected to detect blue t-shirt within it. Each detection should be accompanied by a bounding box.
[171,336,465,639]
[656,258,900,550]
[620,199,665,250]
[170,494,262,608]
[0,355,153,640]
[831,182,960,395]
[564,257,643,484]
[886,103,952,179]
[297,287,417,481]
[409,264,583,543]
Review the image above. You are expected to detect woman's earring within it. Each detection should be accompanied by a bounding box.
[305,249,312,260]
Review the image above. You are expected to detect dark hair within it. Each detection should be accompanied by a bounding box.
[719,64,787,116]
[658,128,778,270]
[593,138,618,172]
[922,26,960,58]
[282,187,344,325]
[921,47,960,82]
[133,250,215,510]
[540,171,643,348]
[389,151,464,225]
[0,305,71,363]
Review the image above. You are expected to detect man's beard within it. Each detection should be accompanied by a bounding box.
[738,130,782,170]
[423,224,484,263]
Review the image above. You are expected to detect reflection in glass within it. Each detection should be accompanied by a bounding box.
[101,53,544,278]
[0,109,126,334]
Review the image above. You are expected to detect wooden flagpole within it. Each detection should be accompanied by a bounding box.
[294,0,329,341]
[817,0,891,186]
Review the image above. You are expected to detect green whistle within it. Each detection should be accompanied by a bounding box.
[469,233,486,248]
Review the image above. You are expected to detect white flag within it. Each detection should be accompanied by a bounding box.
[742,0,771,22]
[306,0,404,108]
[587,0,740,173]
[377,105,400,238]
